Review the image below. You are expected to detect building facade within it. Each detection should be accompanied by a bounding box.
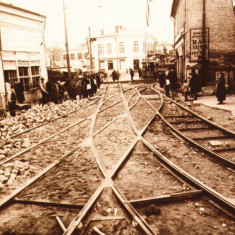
[92,27,157,75]
[0,2,47,106]
[171,0,235,91]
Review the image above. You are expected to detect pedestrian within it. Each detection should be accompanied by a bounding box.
[130,68,134,81]
[95,73,101,89]
[39,77,49,106]
[14,81,25,104]
[215,72,226,104]
[81,76,89,98]
[169,69,178,100]
[6,82,17,117]
[189,68,199,100]
[159,70,165,88]
[164,76,170,98]
[182,79,190,101]
[112,70,117,82]
[138,67,142,78]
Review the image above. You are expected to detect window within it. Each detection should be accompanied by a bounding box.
[107,43,112,54]
[18,67,29,77]
[32,76,40,87]
[70,54,75,60]
[77,53,83,59]
[18,67,30,91]
[63,54,67,60]
[108,60,113,70]
[98,44,104,55]
[143,42,146,52]
[4,70,17,87]
[133,41,139,52]
[119,42,124,53]
[31,66,40,88]
[20,77,30,91]
[31,66,39,76]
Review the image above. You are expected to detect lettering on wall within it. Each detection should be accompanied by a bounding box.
[190,28,209,62]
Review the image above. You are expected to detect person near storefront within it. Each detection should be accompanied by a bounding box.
[39,77,49,106]
[189,69,199,100]
[6,82,17,117]
[215,72,226,104]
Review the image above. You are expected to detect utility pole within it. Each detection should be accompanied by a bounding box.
[201,0,206,87]
[63,0,71,80]
[88,27,93,73]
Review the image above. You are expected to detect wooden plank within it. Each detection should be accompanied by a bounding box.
[178,127,213,131]
[129,190,203,206]
[13,198,85,209]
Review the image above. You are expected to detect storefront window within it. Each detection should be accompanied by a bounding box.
[20,77,30,91]
[3,70,17,87]
[19,67,29,77]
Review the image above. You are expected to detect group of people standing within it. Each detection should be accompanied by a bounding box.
[39,71,102,106]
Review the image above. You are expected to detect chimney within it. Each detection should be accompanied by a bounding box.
[101,29,104,35]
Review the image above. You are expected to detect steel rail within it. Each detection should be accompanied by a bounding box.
[161,93,235,136]
[133,86,198,188]
[153,90,235,169]
[64,84,156,234]
[136,87,235,217]
[0,145,81,209]
[158,111,235,169]
[93,112,128,137]
[141,137,235,216]
[111,182,156,235]
[98,98,123,114]
[0,117,87,166]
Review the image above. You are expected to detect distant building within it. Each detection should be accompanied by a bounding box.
[155,43,175,70]
[61,43,88,72]
[171,0,235,91]
[0,2,47,106]
[91,26,157,74]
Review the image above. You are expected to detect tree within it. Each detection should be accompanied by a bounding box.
[46,46,63,68]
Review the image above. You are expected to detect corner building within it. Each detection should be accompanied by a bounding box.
[0,2,47,107]
[171,0,235,91]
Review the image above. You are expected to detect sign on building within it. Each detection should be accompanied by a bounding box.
[190,28,209,62]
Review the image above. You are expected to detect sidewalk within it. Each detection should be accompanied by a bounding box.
[193,95,235,116]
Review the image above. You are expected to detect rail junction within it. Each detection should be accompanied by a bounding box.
[0,82,234,234]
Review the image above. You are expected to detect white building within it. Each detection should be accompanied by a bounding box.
[91,26,157,74]
[0,2,47,106]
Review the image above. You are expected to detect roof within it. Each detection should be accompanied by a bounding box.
[0,1,46,19]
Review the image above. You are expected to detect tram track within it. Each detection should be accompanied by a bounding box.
[0,82,234,234]
[159,95,235,168]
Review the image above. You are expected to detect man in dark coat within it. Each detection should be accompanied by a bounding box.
[216,72,226,104]
[112,70,117,82]
[138,67,142,78]
[159,70,166,88]
[189,69,199,100]
[130,68,134,81]
[169,69,178,100]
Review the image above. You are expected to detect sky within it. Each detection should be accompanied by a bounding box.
[5,0,174,48]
